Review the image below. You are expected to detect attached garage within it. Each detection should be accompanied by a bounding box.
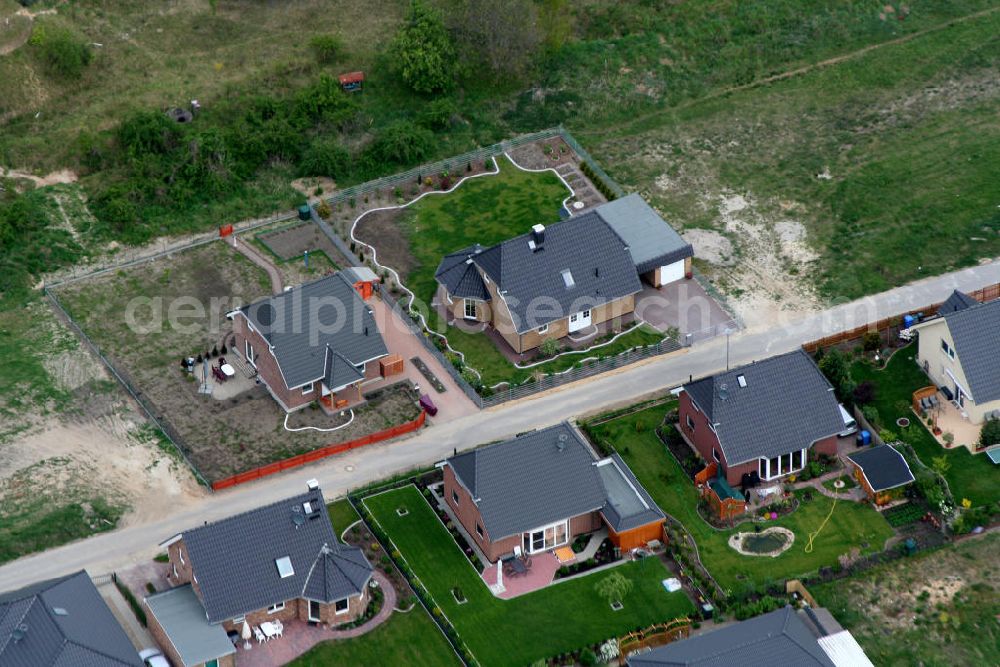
[594,194,694,288]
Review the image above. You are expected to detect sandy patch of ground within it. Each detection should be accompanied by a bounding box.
[291,177,336,203]
[692,191,822,331]
[0,166,78,187]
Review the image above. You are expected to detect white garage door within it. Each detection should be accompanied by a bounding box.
[659,260,686,285]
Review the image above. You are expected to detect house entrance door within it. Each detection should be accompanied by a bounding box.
[308,599,321,622]
[568,309,592,333]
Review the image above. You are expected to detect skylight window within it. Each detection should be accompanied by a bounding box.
[561,269,575,288]
[275,556,295,579]
[737,374,747,388]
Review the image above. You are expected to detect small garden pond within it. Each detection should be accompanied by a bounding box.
[728,527,795,557]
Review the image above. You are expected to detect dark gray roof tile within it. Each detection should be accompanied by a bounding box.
[847,445,915,492]
[239,273,387,389]
[942,297,1000,403]
[627,607,836,667]
[683,350,844,465]
[595,194,693,274]
[178,489,372,623]
[0,571,141,667]
[446,423,663,540]
[434,246,490,301]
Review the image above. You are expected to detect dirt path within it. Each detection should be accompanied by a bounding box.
[0,166,78,186]
[228,236,284,294]
[580,5,1000,140]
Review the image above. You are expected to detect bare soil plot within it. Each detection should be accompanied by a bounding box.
[811,532,999,666]
[54,241,421,482]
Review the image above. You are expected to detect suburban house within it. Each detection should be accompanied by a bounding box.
[912,290,1000,425]
[434,194,692,354]
[678,349,846,487]
[230,271,388,412]
[0,570,142,667]
[441,422,666,563]
[148,483,373,667]
[847,445,915,505]
[627,605,873,667]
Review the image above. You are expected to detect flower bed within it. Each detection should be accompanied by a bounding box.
[555,539,618,578]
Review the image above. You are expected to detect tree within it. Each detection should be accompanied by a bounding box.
[852,380,875,406]
[979,418,1000,448]
[818,349,855,404]
[539,338,559,357]
[31,24,92,79]
[390,1,455,94]
[309,34,344,64]
[594,571,633,607]
[452,0,540,80]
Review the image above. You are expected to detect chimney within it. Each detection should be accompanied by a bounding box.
[531,224,545,251]
[306,478,319,491]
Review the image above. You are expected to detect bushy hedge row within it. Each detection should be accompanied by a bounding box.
[114,577,147,628]
[579,160,618,202]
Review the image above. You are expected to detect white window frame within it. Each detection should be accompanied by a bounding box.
[522,519,569,554]
[301,382,314,395]
[267,602,286,614]
[463,299,477,320]
[172,563,177,578]
[582,309,591,318]
[334,598,350,615]
[476,522,484,538]
[686,414,695,431]
[233,616,246,625]
[712,448,720,463]
[178,548,184,565]
[759,448,807,480]
[245,339,256,367]
[537,324,549,334]
[308,600,322,622]
[452,489,459,505]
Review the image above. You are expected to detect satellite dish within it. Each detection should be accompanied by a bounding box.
[256,303,274,327]
[292,512,306,527]
[718,383,729,401]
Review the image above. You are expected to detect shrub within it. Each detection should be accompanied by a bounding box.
[980,418,1000,447]
[862,331,881,352]
[153,552,169,563]
[309,34,345,64]
[539,337,559,357]
[300,139,350,179]
[114,579,147,627]
[861,405,881,429]
[420,98,459,130]
[852,381,875,405]
[315,200,331,219]
[362,121,434,172]
[31,24,92,79]
[579,648,597,666]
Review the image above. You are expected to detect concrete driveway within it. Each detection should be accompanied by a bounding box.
[635,278,734,338]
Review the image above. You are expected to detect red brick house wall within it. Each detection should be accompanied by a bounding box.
[444,465,604,563]
[233,316,320,411]
[812,434,839,457]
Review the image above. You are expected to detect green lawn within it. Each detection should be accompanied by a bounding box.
[403,155,570,314]
[289,605,460,667]
[327,499,360,536]
[364,486,694,667]
[851,345,998,507]
[584,403,894,592]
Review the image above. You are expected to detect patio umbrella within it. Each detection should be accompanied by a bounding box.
[496,559,503,590]
[242,620,252,650]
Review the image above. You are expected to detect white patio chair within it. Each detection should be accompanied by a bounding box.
[254,626,267,644]
[273,620,283,638]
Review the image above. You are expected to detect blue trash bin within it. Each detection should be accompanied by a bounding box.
[903,314,915,329]
[860,430,871,446]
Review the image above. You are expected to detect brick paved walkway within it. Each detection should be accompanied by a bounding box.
[233,570,397,666]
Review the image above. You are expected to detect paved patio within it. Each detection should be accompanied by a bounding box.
[231,571,397,667]
[481,551,562,599]
[928,397,982,452]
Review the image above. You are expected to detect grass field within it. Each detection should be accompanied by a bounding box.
[364,485,694,667]
[852,345,998,508]
[289,607,460,667]
[327,498,360,536]
[812,532,999,666]
[584,402,895,591]
[590,7,1000,305]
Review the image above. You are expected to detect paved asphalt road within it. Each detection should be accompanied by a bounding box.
[1,261,997,590]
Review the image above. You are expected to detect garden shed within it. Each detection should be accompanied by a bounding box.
[847,444,915,505]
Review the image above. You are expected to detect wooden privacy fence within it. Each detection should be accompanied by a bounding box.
[617,618,692,665]
[211,410,426,491]
[802,281,1000,353]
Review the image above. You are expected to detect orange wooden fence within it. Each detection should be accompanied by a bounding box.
[211,410,427,491]
[803,281,1000,353]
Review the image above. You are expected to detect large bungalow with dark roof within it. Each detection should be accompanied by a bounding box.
[149,483,373,667]
[678,349,847,487]
[912,290,1000,425]
[0,570,142,667]
[441,422,666,563]
[434,194,693,354]
[626,605,873,667]
[230,271,388,412]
